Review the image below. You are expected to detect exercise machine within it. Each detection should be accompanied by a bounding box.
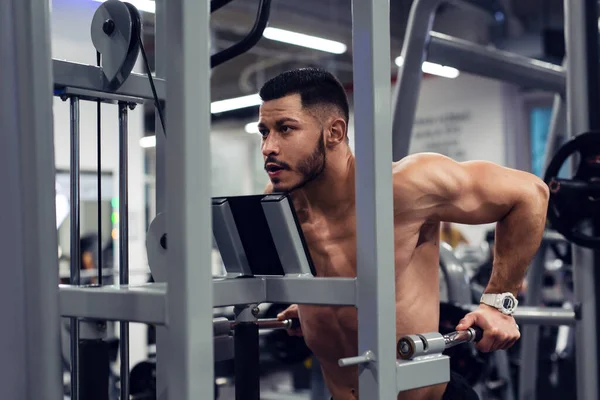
[1,0,598,399]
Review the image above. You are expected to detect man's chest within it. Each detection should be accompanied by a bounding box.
[299,214,357,277]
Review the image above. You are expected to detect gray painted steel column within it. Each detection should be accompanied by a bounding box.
[542,93,567,173]
[0,0,63,399]
[166,0,214,399]
[391,0,440,161]
[154,0,169,398]
[118,103,131,400]
[69,96,81,400]
[518,245,546,400]
[564,1,599,399]
[351,0,397,398]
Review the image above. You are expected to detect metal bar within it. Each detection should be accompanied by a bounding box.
[118,102,130,400]
[513,308,577,325]
[96,52,103,288]
[55,86,146,104]
[0,0,63,397]
[462,304,577,326]
[261,194,314,275]
[69,96,81,400]
[391,0,439,161]
[265,277,356,305]
[53,59,166,101]
[0,0,63,400]
[351,0,396,398]
[153,2,168,398]
[542,93,567,173]
[565,1,600,399]
[427,32,565,94]
[439,243,472,305]
[396,357,450,393]
[234,306,260,400]
[166,0,213,399]
[519,245,546,400]
[211,198,253,276]
[542,230,567,243]
[213,278,266,306]
[59,284,168,325]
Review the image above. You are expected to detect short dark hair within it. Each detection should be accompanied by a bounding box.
[259,68,350,127]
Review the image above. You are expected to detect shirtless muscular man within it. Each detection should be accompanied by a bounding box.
[256,68,550,400]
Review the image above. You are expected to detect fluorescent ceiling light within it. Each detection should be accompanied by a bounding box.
[263,27,347,54]
[211,93,262,113]
[93,0,156,13]
[140,135,156,148]
[245,122,260,134]
[394,56,459,79]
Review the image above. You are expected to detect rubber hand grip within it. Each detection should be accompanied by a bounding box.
[472,326,484,342]
[289,318,301,330]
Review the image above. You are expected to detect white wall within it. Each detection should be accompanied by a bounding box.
[51,0,148,370]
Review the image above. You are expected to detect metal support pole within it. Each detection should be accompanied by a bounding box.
[0,0,63,398]
[118,102,130,400]
[154,0,169,398]
[233,306,260,400]
[542,94,567,173]
[391,0,439,161]
[351,0,396,398]
[564,1,600,399]
[519,244,546,400]
[70,96,81,400]
[79,321,109,400]
[166,0,214,399]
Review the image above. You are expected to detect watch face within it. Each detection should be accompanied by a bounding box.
[503,296,516,310]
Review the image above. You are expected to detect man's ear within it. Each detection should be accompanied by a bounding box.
[326,118,347,147]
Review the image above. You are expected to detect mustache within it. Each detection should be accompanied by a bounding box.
[264,157,291,170]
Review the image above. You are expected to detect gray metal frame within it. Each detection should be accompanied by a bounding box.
[350,0,398,397]
[53,59,165,101]
[3,0,596,397]
[164,1,214,399]
[0,0,63,399]
[564,1,599,399]
[212,199,253,276]
[261,195,314,276]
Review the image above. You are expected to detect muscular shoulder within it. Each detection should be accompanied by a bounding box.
[391,153,466,217]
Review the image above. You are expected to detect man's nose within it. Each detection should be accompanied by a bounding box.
[262,135,280,157]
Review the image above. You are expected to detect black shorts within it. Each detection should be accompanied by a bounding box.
[442,371,480,400]
[330,371,479,400]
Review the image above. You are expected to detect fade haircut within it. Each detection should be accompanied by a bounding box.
[259,68,350,140]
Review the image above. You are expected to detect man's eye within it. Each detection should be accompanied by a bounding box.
[259,129,268,136]
[281,125,293,133]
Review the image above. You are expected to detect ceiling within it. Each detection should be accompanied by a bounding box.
[140,0,567,126]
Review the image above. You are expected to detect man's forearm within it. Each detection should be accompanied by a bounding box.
[486,190,549,296]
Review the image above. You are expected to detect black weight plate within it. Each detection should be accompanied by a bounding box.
[544,132,600,249]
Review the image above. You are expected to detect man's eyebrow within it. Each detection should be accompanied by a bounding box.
[274,118,300,126]
[257,118,301,129]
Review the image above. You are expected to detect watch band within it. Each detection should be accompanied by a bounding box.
[480,293,501,308]
[480,292,518,315]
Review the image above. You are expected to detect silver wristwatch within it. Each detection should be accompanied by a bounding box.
[480,292,518,315]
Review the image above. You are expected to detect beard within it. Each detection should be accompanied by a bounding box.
[270,130,327,193]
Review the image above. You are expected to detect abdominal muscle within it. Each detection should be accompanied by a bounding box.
[299,227,446,400]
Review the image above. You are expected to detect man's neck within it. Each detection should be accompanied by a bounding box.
[291,147,355,217]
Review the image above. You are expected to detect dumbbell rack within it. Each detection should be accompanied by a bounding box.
[2,0,600,400]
